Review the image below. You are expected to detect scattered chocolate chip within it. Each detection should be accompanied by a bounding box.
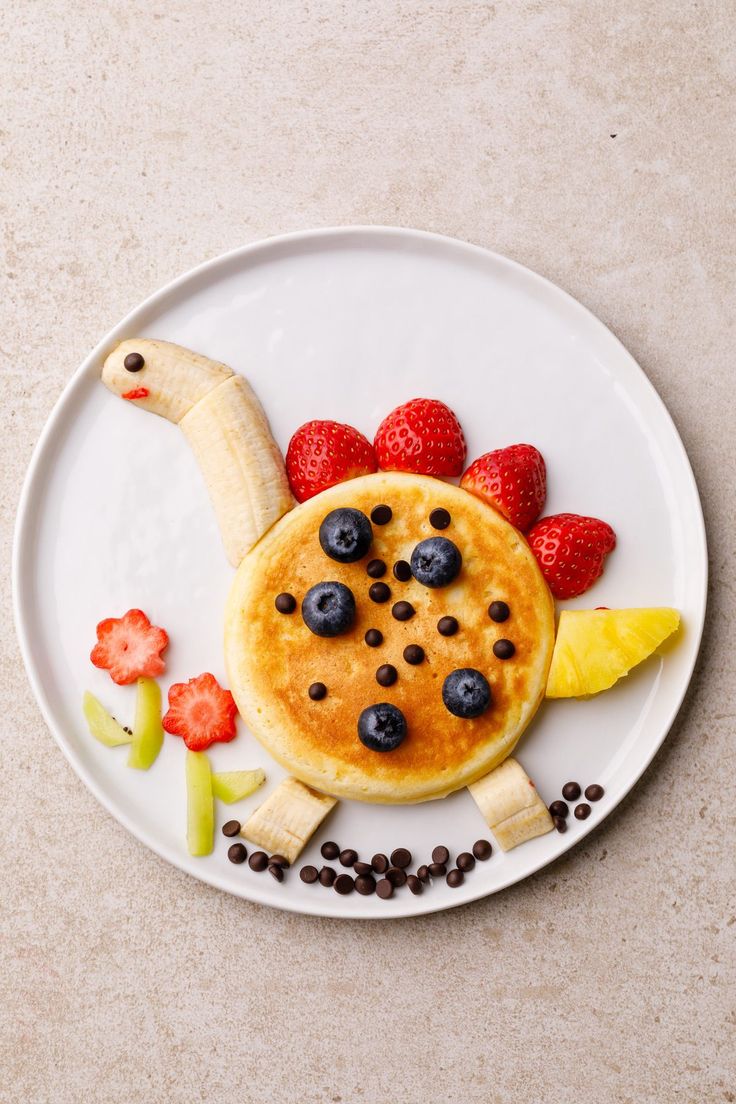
[268,863,284,882]
[319,866,336,886]
[371,504,392,525]
[321,841,340,860]
[376,878,393,898]
[390,847,412,869]
[371,853,389,874]
[392,601,415,621]
[393,559,412,582]
[123,351,145,372]
[300,865,318,883]
[446,868,464,888]
[355,874,376,895]
[403,644,424,665]
[269,854,290,868]
[222,820,241,837]
[308,682,327,701]
[472,839,493,861]
[562,781,581,801]
[406,874,423,895]
[354,861,373,876]
[428,862,447,878]
[549,800,569,819]
[574,803,591,820]
[369,581,391,603]
[437,616,459,636]
[416,864,430,883]
[386,867,407,887]
[275,592,297,614]
[248,851,268,871]
[364,628,383,647]
[376,663,398,687]
[367,559,387,578]
[553,816,567,833]
[432,845,450,864]
[227,843,247,864]
[456,852,475,872]
[585,784,605,802]
[493,639,516,660]
[488,600,510,623]
[339,849,358,867]
[429,508,451,530]
[334,873,354,895]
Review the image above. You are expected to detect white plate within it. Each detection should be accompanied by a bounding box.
[13,227,707,918]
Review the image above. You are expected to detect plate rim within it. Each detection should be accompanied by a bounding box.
[12,225,708,918]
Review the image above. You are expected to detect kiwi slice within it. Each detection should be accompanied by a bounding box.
[186,750,214,856]
[127,678,164,770]
[83,691,133,747]
[211,769,266,804]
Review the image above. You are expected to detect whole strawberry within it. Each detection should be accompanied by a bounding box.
[374,398,466,477]
[461,444,546,531]
[286,420,377,502]
[527,513,617,599]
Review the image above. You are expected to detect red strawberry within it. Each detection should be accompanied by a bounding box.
[460,444,546,531]
[374,399,466,477]
[286,420,377,502]
[527,513,617,599]
[162,672,238,751]
[90,608,168,685]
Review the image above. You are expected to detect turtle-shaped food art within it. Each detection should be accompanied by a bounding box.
[101,340,681,863]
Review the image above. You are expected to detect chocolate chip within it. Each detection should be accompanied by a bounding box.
[432,845,449,864]
[354,861,373,876]
[371,504,392,525]
[268,863,284,882]
[319,866,336,886]
[428,862,447,878]
[446,868,464,888]
[371,853,389,874]
[585,784,605,802]
[248,851,268,871]
[403,644,424,665]
[416,864,430,882]
[574,803,591,820]
[308,682,327,700]
[334,873,354,895]
[549,800,569,818]
[392,601,415,621]
[321,841,340,860]
[437,616,459,636]
[386,867,407,887]
[227,843,247,864]
[493,639,515,660]
[406,874,423,895]
[393,559,412,582]
[222,820,241,837]
[429,508,451,530]
[123,351,145,372]
[456,852,475,872]
[275,592,297,614]
[367,559,387,578]
[376,878,393,898]
[376,663,398,687]
[339,848,358,867]
[472,839,493,861]
[553,816,567,833]
[269,854,290,868]
[300,865,318,883]
[355,874,376,895]
[488,601,510,622]
[562,781,581,801]
[364,628,383,647]
[369,581,391,603]
[390,847,412,868]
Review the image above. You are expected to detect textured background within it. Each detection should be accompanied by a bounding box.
[2,2,734,1102]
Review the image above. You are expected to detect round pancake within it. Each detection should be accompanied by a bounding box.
[225,472,555,803]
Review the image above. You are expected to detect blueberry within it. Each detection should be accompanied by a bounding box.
[442,668,491,718]
[357,703,407,752]
[301,581,356,637]
[319,508,373,563]
[410,537,462,588]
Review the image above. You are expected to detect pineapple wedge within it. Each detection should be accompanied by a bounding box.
[546,607,680,698]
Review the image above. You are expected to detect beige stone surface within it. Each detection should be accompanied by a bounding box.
[1,2,734,1101]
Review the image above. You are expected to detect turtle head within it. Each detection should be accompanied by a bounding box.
[101,338,231,423]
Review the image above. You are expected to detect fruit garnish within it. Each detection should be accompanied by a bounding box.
[90,608,168,686]
[186,750,214,856]
[286,420,377,502]
[468,758,553,851]
[460,444,546,531]
[82,691,133,747]
[242,777,337,863]
[527,513,616,598]
[162,672,238,751]
[127,677,164,770]
[211,769,266,804]
[546,608,680,697]
[374,398,466,477]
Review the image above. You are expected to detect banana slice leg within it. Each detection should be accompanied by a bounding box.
[241,777,337,864]
[468,758,553,851]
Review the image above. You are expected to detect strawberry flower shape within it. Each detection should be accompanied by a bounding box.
[163,672,238,751]
[91,608,168,685]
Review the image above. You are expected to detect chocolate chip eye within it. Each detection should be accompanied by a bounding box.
[123,352,145,372]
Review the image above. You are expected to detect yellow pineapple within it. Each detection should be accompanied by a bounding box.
[546,608,680,698]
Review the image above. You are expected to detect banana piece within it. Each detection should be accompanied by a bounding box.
[102,339,232,423]
[241,777,337,864]
[468,758,553,851]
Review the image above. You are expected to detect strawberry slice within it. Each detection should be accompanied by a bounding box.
[461,444,546,531]
[527,513,617,599]
[286,420,377,502]
[90,608,168,685]
[162,672,238,751]
[374,398,466,477]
